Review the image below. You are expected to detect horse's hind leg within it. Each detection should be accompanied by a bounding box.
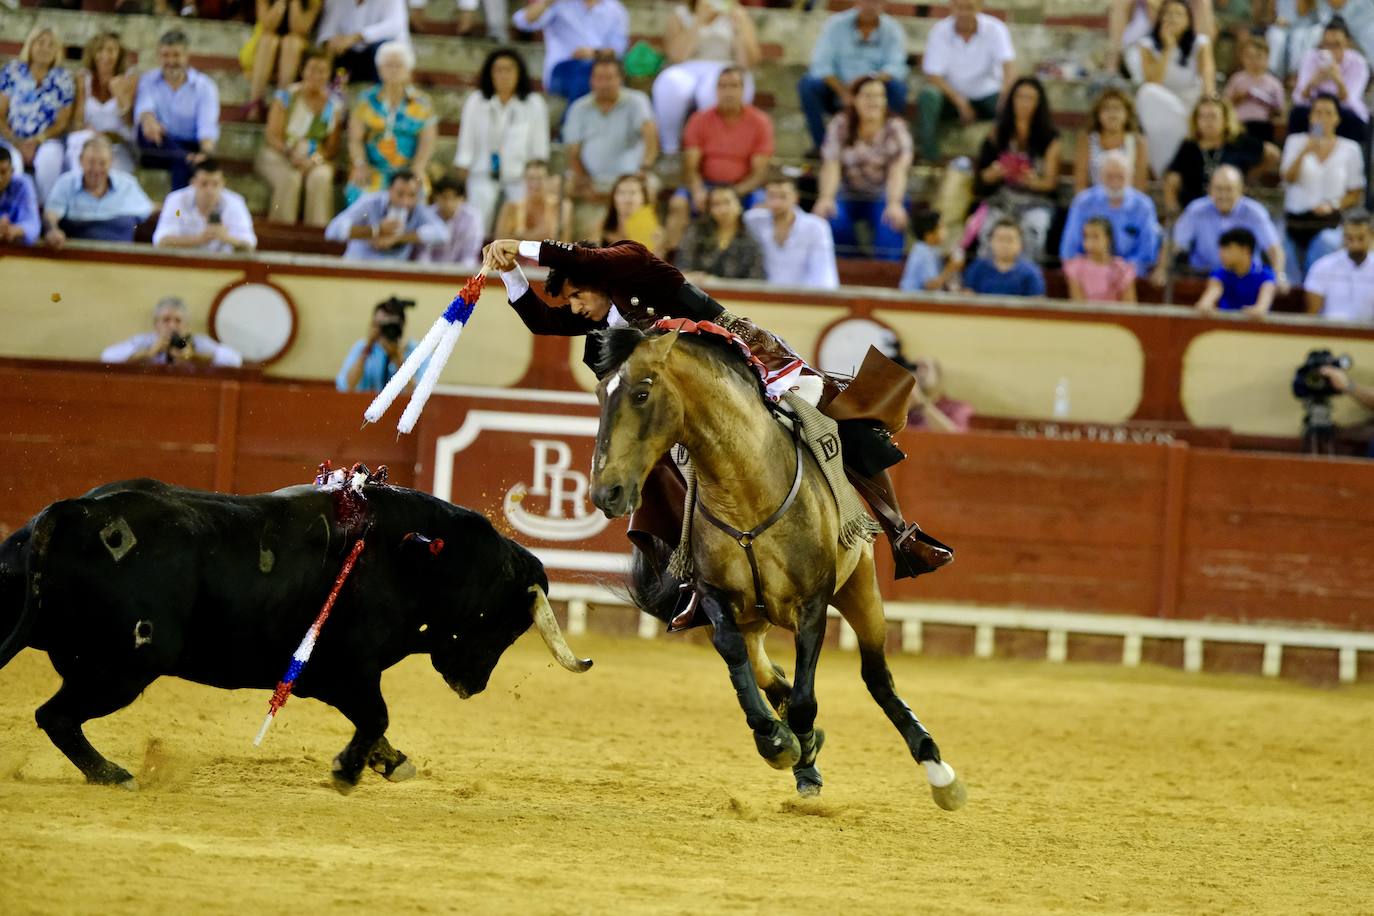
[36,671,156,788]
[786,594,830,798]
[741,620,791,716]
[832,550,966,811]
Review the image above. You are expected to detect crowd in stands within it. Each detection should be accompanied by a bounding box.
[2,0,1374,325]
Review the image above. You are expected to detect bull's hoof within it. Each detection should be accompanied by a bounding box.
[117,778,139,792]
[755,723,801,770]
[331,755,362,795]
[382,758,416,783]
[931,776,967,811]
[86,763,136,788]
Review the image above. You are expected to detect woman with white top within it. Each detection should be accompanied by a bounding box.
[651,0,761,155]
[1108,0,1216,73]
[1281,92,1366,275]
[1073,87,1151,193]
[1127,0,1216,178]
[64,32,136,174]
[453,48,550,234]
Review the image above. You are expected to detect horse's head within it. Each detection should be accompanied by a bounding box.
[589,327,686,519]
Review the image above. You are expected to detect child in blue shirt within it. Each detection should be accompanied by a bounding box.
[900,211,964,292]
[1195,227,1277,314]
[963,219,1046,297]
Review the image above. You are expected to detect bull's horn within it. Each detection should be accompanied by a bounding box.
[528,585,593,673]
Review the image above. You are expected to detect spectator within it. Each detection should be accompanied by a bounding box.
[964,219,1046,296]
[135,30,220,192]
[970,76,1060,263]
[652,0,761,155]
[916,0,1016,162]
[316,0,409,84]
[100,295,243,367]
[1288,16,1371,144]
[456,0,511,42]
[243,0,322,120]
[1305,207,1374,321]
[255,48,341,227]
[1064,216,1140,302]
[563,57,657,238]
[900,356,974,432]
[1073,87,1151,195]
[1283,2,1374,81]
[65,32,136,176]
[0,26,76,204]
[42,135,153,245]
[798,0,909,153]
[326,168,448,260]
[600,172,662,251]
[674,186,764,281]
[900,210,964,293]
[663,67,773,256]
[1163,97,1273,216]
[495,159,571,240]
[0,155,39,245]
[337,296,424,392]
[415,174,483,265]
[813,76,913,261]
[1060,150,1162,274]
[1223,33,1287,143]
[1108,0,1217,74]
[1281,92,1366,275]
[1315,364,1374,454]
[1194,226,1277,312]
[1161,164,1287,282]
[512,0,629,105]
[742,173,839,288]
[453,48,550,235]
[1127,0,1216,178]
[346,41,436,205]
[153,159,257,254]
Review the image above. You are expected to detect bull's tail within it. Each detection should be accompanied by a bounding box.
[0,505,60,671]
[628,540,681,625]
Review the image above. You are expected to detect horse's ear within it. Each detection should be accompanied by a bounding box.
[646,328,682,366]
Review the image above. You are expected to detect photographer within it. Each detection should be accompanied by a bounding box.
[100,295,243,367]
[336,296,425,393]
[1319,365,1374,412]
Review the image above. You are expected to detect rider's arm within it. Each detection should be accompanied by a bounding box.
[525,239,688,294]
[500,264,603,336]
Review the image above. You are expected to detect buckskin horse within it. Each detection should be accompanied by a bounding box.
[588,325,966,810]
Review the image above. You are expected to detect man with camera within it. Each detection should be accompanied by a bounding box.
[100,295,244,367]
[336,296,426,392]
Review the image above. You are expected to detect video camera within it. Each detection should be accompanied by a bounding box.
[1292,349,1353,455]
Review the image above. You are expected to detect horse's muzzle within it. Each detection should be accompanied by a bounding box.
[591,482,638,519]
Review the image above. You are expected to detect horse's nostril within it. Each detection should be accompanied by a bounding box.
[607,485,624,507]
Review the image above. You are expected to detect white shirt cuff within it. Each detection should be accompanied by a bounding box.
[500,265,530,301]
[517,240,542,260]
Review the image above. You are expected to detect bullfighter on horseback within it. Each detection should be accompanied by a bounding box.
[481,236,953,579]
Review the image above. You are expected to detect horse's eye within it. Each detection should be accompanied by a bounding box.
[634,389,650,405]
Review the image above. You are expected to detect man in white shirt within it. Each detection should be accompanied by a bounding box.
[915,0,1016,161]
[101,295,243,368]
[1305,208,1374,322]
[742,175,839,289]
[152,158,257,254]
[317,0,411,83]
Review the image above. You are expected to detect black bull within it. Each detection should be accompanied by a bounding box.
[0,479,591,790]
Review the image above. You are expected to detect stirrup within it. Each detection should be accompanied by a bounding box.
[667,581,705,632]
[891,524,954,580]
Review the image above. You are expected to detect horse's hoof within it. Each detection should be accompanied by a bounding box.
[384,758,417,783]
[794,764,823,797]
[931,777,967,811]
[756,724,801,770]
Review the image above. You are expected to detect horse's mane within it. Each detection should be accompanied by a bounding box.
[590,326,767,399]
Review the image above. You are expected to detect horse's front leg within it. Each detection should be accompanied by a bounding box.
[787,594,830,797]
[700,587,800,769]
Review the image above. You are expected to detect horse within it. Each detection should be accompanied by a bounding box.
[588,325,966,810]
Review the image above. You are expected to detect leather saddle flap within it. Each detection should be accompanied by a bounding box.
[822,346,915,434]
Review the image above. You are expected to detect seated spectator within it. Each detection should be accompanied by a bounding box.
[1223,34,1287,143]
[316,0,409,84]
[1289,16,1370,144]
[663,67,773,255]
[1060,150,1161,274]
[1108,0,1217,75]
[813,76,913,261]
[512,0,629,105]
[742,173,839,288]
[899,355,974,432]
[0,155,39,246]
[326,168,448,261]
[65,32,136,176]
[453,48,550,235]
[916,0,1016,162]
[653,0,760,156]
[101,295,243,367]
[1281,92,1366,276]
[1073,87,1151,195]
[0,26,76,204]
[600,173,662,251]
[456,0,511,42]
[42,135,153,245]
[136,30,220,192]
[799,0,909,153]
[674,186,763,281]
[963,218,1046,296]
[1064,216,1139,303]
[255,48,341,227]
[900,210,964,293]
[153,159,257,253]
[1195,226,1277,312]
[415,174,483,265]
[1126,0,1216,178]
[1163,97,1273,216]
[970,76,1060,263]
[1161,164,1287,282]
[1304,207,1374,321]
[563,57,657,238]
[495,159,571,240]
[337,296,424,392]
[243,0,322,120]
[346,42,436,205]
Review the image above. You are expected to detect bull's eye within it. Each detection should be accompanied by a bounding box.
[634,389,650,405]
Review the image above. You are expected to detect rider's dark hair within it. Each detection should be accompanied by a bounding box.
[544,241,604,298]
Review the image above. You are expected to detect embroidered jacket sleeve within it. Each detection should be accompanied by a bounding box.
[508,286,605,336]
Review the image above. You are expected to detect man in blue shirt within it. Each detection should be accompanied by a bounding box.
[337,296,428,392]
[1059,151,1162,274]
[43,135,153,245]
[512,0,629,104]
[325,169,450,261]
[1164,165,1288,287]
[964,218,1046,296]
[0,155,39,245]
[135,30,221,191]
[798,0,909,150]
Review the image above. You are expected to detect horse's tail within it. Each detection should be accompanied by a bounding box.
[628,540,680,625]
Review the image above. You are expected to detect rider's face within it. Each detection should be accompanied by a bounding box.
[566,284,611,321]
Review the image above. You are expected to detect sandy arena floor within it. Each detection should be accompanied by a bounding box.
[1,633,1371,915]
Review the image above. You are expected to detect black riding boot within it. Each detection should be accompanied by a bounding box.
[849,468,954,580]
